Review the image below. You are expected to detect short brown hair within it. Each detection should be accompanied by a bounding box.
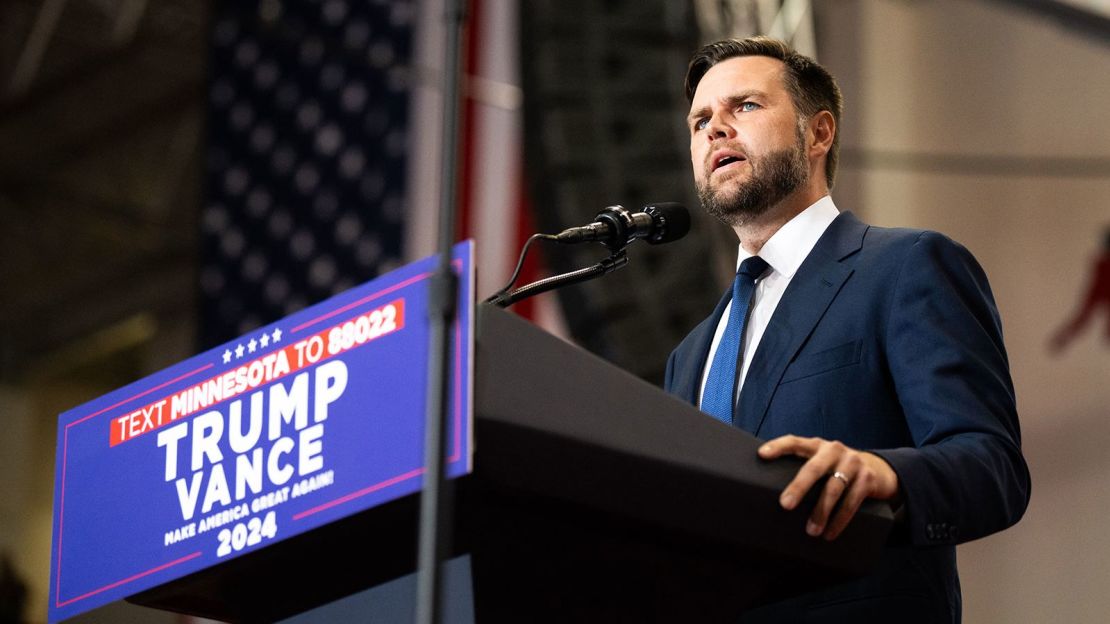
[685,37,843,189]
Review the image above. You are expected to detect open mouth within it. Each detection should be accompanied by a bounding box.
[711,151,747,173]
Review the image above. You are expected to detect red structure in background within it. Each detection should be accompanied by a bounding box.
[1051,227,1110,354]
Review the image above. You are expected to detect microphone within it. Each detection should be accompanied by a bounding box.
[554,202,690,251]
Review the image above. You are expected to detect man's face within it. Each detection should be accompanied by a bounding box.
[687,55,809,226]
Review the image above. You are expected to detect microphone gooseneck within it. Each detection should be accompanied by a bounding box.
[485,201,689,308]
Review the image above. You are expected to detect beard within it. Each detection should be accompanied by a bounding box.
[697,131,809,227]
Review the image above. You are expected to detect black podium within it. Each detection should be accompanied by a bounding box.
[131,305,893,622]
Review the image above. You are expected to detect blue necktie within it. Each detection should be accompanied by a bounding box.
[700,256,769,425]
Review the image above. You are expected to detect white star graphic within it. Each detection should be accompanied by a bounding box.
[235,343,245,358]
[248,338,257,353]
[260,333,270,348]
[222,349,232,364]
[272,328,282,343]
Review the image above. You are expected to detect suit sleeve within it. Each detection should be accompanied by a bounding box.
[870,231,1030,546]
[664,348,678,394]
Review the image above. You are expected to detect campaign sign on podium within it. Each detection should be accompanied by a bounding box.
[47,242,474,623]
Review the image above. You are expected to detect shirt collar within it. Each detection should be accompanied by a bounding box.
[736,195,840,279]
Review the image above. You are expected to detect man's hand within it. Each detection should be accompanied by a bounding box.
[758,436,900,541]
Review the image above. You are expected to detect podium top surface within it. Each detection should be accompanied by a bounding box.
[473,305,893,573]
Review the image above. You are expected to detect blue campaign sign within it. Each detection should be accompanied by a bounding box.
[48,242,474,623]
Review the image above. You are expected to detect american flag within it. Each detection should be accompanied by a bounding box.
[199,0,415,348]
[200,0,564,350]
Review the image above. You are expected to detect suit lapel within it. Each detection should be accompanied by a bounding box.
[671,290,731,405]
[736,212,868,436]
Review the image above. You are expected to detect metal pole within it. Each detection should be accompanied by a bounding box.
[415,1,467,623]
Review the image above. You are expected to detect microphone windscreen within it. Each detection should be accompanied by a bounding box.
[644,202,690,244]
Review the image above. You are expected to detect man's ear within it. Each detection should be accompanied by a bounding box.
[810,110,835,157]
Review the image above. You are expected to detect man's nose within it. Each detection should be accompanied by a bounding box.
[705,114,733,142]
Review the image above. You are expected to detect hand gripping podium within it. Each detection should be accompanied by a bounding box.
[131,305,893,622]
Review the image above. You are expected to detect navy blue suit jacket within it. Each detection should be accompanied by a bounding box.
[664,212,1030,623]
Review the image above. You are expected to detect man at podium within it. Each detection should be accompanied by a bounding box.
[665,37,1030,622]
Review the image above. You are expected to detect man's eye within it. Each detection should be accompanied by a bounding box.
[694,118,709,131]
[739,102,760,112]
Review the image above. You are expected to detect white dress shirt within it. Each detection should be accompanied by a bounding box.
[697,196,840,406]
